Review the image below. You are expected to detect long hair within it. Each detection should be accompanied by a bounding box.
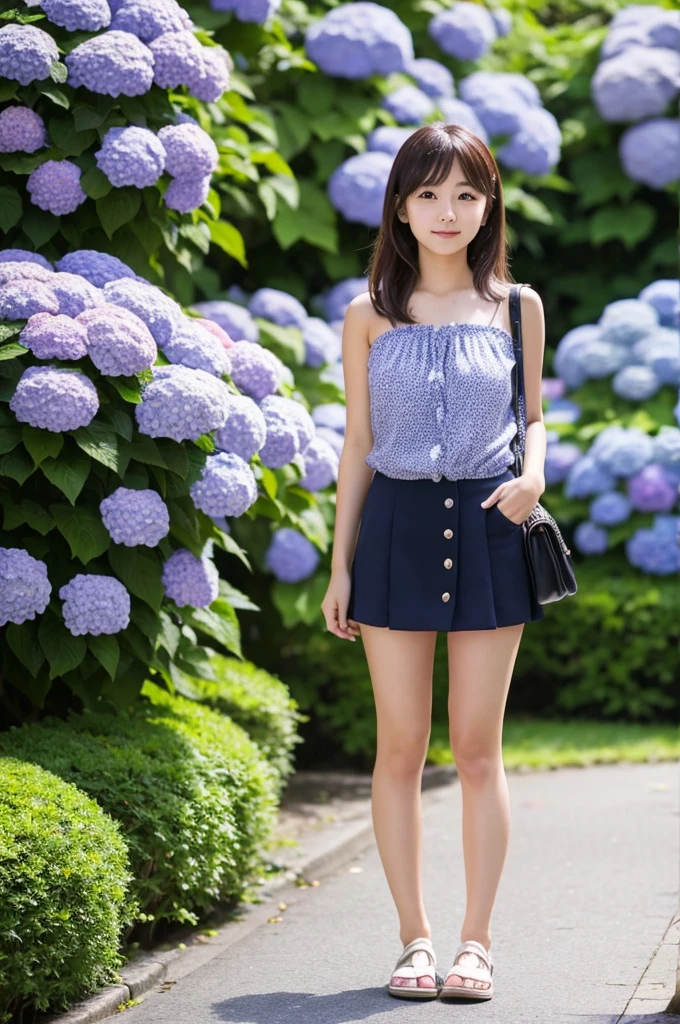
[366,122,513,328]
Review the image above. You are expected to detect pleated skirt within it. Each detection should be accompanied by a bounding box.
[347,466,545,632]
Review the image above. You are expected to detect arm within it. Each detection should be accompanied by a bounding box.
[518,285,547,497]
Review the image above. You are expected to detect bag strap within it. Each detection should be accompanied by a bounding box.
[509,283,527,478]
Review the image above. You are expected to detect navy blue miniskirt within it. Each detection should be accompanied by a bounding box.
[347,466,545,632]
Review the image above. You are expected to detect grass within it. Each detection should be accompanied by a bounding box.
[427,717,680,769]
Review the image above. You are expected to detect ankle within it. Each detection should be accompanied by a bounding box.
[400,929,432,946]
[460,934,491,951]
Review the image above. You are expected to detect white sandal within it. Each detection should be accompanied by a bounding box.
[439,939,494,1000]
[387,936,443,999]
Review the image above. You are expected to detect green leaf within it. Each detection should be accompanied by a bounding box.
[0,447,35,484]
[589,203,657,249]
[39,612,87,680]
[49,60,68,84]
[88,634,119,681]
[158,610,181,658]
[97,188,141,239]
[106,408,133,442]
[81,166,112,199]
[72,103,107,131]
[37,83,70,108]
[0,341,28,361]
[6,622,46,678]
[73,421,121,472]
[21,425,63,465]
[108,544,164,612]
[49,503,110,564]
[124,435,167,469]
[0,185,22,232]
[0,80,18,103]
[0,323,23,345]
[155,438,188,477]
[208,219,247,265]
[41,448,90,503]
[3,498,55,535]
[107,376,142,404]
[0,426,21,455]
[182,601,242,657]
[49,118,96,156]
[22,207,60,248]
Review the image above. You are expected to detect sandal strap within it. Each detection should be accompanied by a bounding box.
[393,936,436,974]
[449,940,493,975]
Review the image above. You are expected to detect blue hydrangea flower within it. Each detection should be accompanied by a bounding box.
[111,0,192,40]
[257,401,301,469]
[248,287,307,328]
[592,46,680,123]
[407,57,455,99]
[50,272,103,318]
[458,71,539,136]
[626,525,680,575]
[653,426,680,469]
[543,397,581,425]
[190,451,258,517]
[299,436,339,492]
[264,527,320,582]
[0,24,59,86]
[102,278,182,346]
[311,402,346,435]
[590,425,654,477]
[314,425,344,459]
[20,312,89,361]
[541,378,566,401]
[0,280,59,320]
[56,250,140,287]
[428,3,497,61]
[229,341,281,400]
[544,441,582,485]
[136,364,231,441]
[66,30,155,97]
[0,260,54,287]
[187,45,232,103]
[630,327,680,386]
[26,160,87,216]
[490,8,512,36]
[598,298,659,347]
[214,393,267,460]
[619,118,680,190]
[77,304,157,375]
[382,85,435,125]
[191,300,259,342]
[210,0,282,24]
[0,548,51,626]
[366,126,415,156]
[303,317,342,367]
[164,174,211,213]
[305,2,414,80]
[435,100,489,144]
[573,520,609,555]
[627,463,678,513]
[495,106,562,176]
[193,316,233,348]
[10,366,99,432]
[100,487,170,546]
[260,394,315,453]
[59,574,130,636]
[564,454,616,499]
[612,364,661,401]
[149,30,204,89]
[639,279,680,327]
[603,6,680,59]
[323,278,369,323]
[95,125,166,188]
[0,105,47,153]
[589,490,632,526]
[157,123,219,179]
[0,249,52,270]
[42,0,111,32]
[161,547,219,607]
[162,320,231,377]
[328,151,393,228]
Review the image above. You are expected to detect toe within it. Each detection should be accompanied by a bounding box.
[418,976,436,988]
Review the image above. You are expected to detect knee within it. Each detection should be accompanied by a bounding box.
[449,741,500,785]
[376,729,430,778]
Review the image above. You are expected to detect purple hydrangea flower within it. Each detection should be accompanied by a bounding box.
[407,57,455,99]
[612,364,661,401]
[299,436,339,491]
[323,277,369,323]
[599,298,659,347]
[191,300,258,342]
[382,85,435,125]
[157,123,219,179]
[626,525,680,575]
[95,125,166,188]
[19,312,89,361]
[459,70,540,110]
[458,71,532,136]
[627,463,678,513]
[50,272,104,317]
[0,261,54,288]
[653,426,680,468]
[490,8,512,36]
[495,106,562,176]
[66,30,155,97]
[590,425,654,477]
[10,366,99,432]
[603,6,680,59]
[0,280,59,320]
[437,99,489,144]
[543,397,581,425]
[639,279,680,327]
[164,174,211,213]
[100,487,170,546]
[260,394,315,453]
[56,250,139,288]
[428,3,497,62]
[367,125,415,155]
[26,160,87,216]
[0,249,52,270]
[305,3,414,80]
[149,30,204,89]
[303,317,342,367]
[565,455,616,499]
[76,304,157,375]
[592,46,680,123]
[110,0,192,41]
[229,341,281,400]
[163,320,231,377]
[214,393,267,460]
[0,105,47,153]
[544,441,582,486]
[187,45,232,103]
[619,118,680,190]
[573,520,609,555]
[311,401,346,435]
[314,425,344,458]
[589,490,632,526]
[248,287,307,328]
[631,328,680,386]
[135,364,230,441]
[210,0,281,24]
[328,151,394,228]
[264,527,319,582]
[189,451,258,517]
[0,548,51,626]
[42,0,111,32]
[162,548,219,607]
[102,278,182,346]
[257,400,300,469]
[0,24,59,86]
[542,379,566,404]
[59,574,131,635]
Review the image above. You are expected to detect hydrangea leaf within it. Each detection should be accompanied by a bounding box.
[40,447,90,504]
[22,424,64,464]
[49,502,111,564]
[108,543,164,612]
[87,633,119,681]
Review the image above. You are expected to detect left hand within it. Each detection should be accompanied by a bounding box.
[481,473,544,526]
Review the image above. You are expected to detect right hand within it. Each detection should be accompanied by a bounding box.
[321,568,361,641]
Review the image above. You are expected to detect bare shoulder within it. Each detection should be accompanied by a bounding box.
[344,290,384,349]
[518,283,543,314]
[518,284,545,347]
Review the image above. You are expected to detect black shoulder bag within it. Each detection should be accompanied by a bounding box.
[508,283,578,604]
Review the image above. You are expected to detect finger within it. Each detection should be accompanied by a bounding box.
[480,489,498,508]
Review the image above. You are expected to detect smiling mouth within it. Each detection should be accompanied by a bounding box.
[433,230,461,236]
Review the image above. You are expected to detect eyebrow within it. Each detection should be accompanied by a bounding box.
[421,181,476,188]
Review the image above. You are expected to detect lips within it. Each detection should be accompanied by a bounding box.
[433,231,460,236]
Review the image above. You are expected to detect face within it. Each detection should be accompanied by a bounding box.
[396,154,492,255]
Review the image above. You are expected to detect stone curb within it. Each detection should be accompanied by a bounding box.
[43,764,455,1024]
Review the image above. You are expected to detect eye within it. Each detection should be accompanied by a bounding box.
[417,190,477,200]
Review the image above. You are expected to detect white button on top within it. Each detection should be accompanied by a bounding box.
[442,592,450,602]
[432,473,442,482]
[444,498,453,508]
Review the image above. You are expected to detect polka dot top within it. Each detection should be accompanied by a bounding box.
[365,321,526,481]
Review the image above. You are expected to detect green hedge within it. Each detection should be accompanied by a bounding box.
[0,758,134,1023]
[0,684,280,940]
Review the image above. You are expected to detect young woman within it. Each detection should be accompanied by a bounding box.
[321,121,547,1001]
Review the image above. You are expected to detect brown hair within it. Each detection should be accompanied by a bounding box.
[366,122,514,328]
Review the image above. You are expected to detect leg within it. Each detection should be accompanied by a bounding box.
[445,623,524,991]
[360,623,438,989]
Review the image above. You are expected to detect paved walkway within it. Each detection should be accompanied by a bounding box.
[124,760,679,1023]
